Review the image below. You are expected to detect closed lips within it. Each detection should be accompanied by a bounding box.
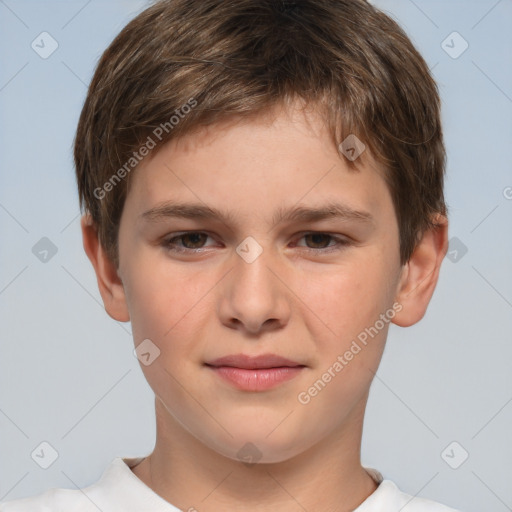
[205,353,305,369]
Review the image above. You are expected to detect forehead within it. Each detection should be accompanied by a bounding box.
[125,102,392,224]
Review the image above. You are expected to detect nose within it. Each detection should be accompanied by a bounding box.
[217,242,291,335]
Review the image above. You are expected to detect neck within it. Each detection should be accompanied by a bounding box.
[131,396,378,512]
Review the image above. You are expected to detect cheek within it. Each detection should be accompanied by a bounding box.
[124,252,193,334]
[126,257,218,370]
[127,276,173,342]
[296,256,395,341]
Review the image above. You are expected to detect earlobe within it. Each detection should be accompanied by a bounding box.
[80,214,130,322]
[392,215,448,327]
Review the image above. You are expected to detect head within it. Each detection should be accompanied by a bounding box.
[77,0,448,463]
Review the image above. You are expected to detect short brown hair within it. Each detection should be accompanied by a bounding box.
[74,0,447,268]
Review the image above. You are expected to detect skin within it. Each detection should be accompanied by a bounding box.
[82,101,448,512]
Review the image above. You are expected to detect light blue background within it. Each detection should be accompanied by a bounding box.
[0,1,511,510]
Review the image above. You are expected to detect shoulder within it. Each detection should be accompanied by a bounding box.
[0,457,133,512]
[0,488,97,512]
[0,456,176,512]
[359,469,462,511]
[362,479,462,512]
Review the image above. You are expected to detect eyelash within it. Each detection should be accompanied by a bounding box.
[161,231,352,254]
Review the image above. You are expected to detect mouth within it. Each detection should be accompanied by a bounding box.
[204,353,306,391]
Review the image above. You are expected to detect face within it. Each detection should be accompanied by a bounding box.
[115,103,405,463]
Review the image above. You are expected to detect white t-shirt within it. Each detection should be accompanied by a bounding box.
[0,457,461,511]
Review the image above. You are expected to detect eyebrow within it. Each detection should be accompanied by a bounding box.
[140,200,375,227]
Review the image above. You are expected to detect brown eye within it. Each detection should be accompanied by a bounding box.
[178,233,208,249]
[294,232,352,253]
[164,232,212,252]
[303,233,333,249]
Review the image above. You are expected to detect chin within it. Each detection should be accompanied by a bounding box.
[203,425,315,466]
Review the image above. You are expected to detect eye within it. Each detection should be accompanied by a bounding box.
[163,232,214,252]
[161,231,353,255]
[294,232,352,252]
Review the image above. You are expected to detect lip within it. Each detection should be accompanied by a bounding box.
[205,353,306,392]
[206,353,303,369]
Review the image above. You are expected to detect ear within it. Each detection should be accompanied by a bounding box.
[80,214,130,322]
[392,214,448,327]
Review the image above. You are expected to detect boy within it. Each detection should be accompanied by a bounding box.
[0,0,461,510]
